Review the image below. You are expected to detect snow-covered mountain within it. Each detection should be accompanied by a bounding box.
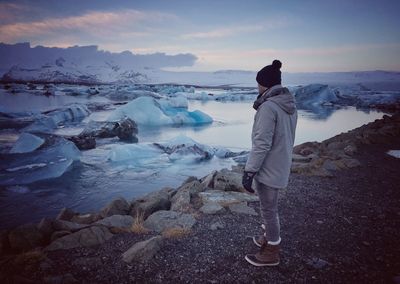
[1,42,400,87]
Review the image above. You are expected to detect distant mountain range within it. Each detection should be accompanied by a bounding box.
[1,42,400,87]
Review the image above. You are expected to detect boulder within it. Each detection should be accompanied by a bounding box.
[71,213,101,224]
[100,197,131,218]
[212,169,243,191]
[144,210,196,233]
[170,188,192,212]
[198,190,258,207]
[130,188,171,219]
[37,218,55,238]
[56,208,77,221]
[292,153,314,163]
[94,215,134,229]
[199,202,225,215]
[122,236,163,263]
[52,220,87,232]
[344,144,357,156]
[46,226,113,251]
[228,202,258,216]
[200,171,216,189]
[322,159,338,172]
[8,223,45,251]
[50,230,71,242]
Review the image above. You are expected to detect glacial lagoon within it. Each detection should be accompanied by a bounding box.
[0,85,388,229]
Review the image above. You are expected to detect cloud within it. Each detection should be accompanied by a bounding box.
[182,25,263,39]
[0,42,197,69]
[0,9,177,42]
[181,17,291,39]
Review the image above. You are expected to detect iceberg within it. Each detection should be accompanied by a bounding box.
[9,132,44,153]
[24,104,90,133]
[0,137,81,185]
[107,97,212,126]
[154,135,216,162]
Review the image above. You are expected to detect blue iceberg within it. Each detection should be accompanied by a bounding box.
[107,97,212,126]
[0,137,81,185]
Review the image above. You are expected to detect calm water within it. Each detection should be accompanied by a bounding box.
[0,97,387,229]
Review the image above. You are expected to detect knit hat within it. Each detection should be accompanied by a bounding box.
[256,60,282,88]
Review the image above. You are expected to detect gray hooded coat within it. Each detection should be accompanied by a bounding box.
[245,84,297,188]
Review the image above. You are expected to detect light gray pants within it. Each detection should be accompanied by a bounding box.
[255,180,280,242]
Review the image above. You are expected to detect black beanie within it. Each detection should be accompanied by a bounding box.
[256,60,282,88]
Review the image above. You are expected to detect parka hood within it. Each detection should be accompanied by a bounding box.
[253,84,296,114]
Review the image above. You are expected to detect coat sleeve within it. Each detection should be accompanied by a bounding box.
[245,103,276,173]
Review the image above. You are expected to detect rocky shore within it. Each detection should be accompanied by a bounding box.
[0,113,399,283]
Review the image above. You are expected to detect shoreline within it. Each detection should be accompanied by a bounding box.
[0,113,399,283]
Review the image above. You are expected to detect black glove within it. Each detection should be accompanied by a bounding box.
[242,171,256,193]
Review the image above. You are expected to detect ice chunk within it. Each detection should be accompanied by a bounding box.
[108,144,164,163]
[387,150,400,158]
[9,132,45,153]
[108,97,212,126]
[294,84,339,107]
[0,137,81,185]
[153,135,216,162]
[24,104,90,133]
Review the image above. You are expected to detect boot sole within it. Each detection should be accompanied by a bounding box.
[245,255,279,267]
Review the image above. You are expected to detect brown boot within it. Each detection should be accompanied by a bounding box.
[252,224,267,247]
[245,243,280,267]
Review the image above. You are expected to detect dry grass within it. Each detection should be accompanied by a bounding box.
[130,210,150,234]
[162,227,191,239]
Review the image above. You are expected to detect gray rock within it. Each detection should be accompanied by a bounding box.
[344,144,357,156]
[8,223,44,251]
[94,215,134,229]
[292,153,313,163]
[322,159,338,171]
[144,210,196,233]
[100,197,131,218]
[177,180,203,195]
[199,190,258,207]
[199,202,225,215]
[51,230,71,242]
[210,221,225,231]
[56,208,77,221]
[171,188,191,212]
[228,202,258,216]
[130,188,171,219]
[70,213,100,224]
[122,236,163,263]
[200,171,217,189]
[37,218,55,238]
[52,220,87,232]
[213,169,243,191]
[45,226,113,251]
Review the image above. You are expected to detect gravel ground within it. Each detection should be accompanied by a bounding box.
[2,137,400,284]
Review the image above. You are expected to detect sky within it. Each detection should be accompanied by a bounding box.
[0,0,399,72]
